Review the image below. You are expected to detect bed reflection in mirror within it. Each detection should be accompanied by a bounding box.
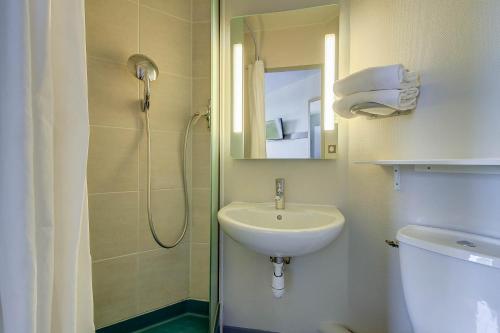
[265,68,321,159]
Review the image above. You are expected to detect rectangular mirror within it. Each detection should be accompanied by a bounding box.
[230,4,339,159]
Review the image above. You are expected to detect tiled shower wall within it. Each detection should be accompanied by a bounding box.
[85,0,211,328]
[190,0,211,301]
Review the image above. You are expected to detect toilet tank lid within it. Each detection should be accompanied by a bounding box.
[397,225,500,269]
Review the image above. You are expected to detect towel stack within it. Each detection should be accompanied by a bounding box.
[333,64,420,118]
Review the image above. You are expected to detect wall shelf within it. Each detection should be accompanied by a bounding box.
[354,159,500,166]
[353,159,500,191]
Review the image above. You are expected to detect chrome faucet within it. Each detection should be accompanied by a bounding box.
[275,178,285,209]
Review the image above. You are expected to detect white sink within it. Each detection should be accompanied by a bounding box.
[217,202,345,257]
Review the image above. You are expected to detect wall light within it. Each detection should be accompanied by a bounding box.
[324,34,336,131]
[233,43,243,133]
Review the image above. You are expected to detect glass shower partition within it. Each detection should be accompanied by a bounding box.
[209,0,221,332]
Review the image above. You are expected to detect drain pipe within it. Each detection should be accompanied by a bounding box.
[270,257,290,298]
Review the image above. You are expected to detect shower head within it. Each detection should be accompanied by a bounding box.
[127,54,159,111]
[127,54,159,82]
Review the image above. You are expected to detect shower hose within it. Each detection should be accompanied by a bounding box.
[144,110,207,248]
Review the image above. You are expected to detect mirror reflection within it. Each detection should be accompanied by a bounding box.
[230,4,339,159]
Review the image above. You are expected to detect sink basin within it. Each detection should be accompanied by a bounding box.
[217,202,345,257]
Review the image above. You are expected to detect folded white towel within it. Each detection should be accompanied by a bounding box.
[333,88,419,118]
[334,64,419,98]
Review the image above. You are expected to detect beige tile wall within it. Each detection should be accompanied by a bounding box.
[86,0,211,328]
[189,2,211,301]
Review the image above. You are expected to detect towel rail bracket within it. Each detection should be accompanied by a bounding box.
[350,102,414,119]
[393,166,401,191]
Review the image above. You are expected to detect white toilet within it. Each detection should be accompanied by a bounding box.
[398,225,500,333]
[317,322,352,333]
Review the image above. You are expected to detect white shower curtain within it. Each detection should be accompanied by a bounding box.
[0,0,94,332]
[248,60,267,158]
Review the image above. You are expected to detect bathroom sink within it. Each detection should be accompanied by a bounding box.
[217,202,345,257]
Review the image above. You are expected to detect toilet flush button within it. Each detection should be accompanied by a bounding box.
[457,240,476,248]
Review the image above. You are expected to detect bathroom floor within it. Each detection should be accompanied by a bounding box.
[133,314,208,333]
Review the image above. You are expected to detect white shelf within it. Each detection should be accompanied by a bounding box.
[353,159,500,191]
[354,159,500,166]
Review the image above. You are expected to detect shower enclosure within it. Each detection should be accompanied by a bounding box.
[85,0,219,331]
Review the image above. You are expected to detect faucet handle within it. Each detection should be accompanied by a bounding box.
[275,178,285,193]
[275,178,285,209]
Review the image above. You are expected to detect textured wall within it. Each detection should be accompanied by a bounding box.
[85,0,210,328]
[348,0,500,160]
[346,1,500,332]
[220,1,350,332]
[222,0,500,332]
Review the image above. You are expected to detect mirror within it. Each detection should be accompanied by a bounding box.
[230,4,340,159]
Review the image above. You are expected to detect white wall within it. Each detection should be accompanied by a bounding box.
[223,0,500,332]
[346,1,500,332]
[221,1,350,331]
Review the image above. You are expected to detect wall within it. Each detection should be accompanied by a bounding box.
[220,155,349,333]
[85,0,210,328]
[346,1,500,332]
[222,0,500,332]
[221,1,350,332]
[190,0,212,302]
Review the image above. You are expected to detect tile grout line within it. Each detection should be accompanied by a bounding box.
[87,55,194,80]
[88,188,185,197]
[90,124,139,131]
[187,0,194,297]
[88,190,139,196]
[93,244,189,264]
[136,1,141,315]
[91,124,188,135]
[188,0,194,300]
[139,4,192,24]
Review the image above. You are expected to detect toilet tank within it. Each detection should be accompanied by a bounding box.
[397,225,500,333]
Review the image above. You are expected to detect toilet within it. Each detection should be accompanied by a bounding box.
[397,225,500,333]
[317,322,352,333]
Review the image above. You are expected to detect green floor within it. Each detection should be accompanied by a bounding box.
[133,314,208,333]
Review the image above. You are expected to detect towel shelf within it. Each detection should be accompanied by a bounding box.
[353,159,500,190]
[354,159,500,166]
[350,102,413,119]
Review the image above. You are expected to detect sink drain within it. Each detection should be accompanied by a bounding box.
[276,215,282,221]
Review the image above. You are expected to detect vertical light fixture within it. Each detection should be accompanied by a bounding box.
[324,34,336,131]
[233,43,243,133]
